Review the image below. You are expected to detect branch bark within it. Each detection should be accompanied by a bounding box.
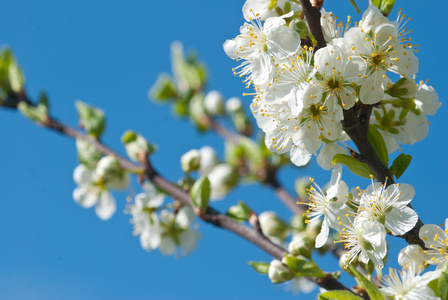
[298,0,326,50]
[341,104,425,249]
[10,109,355,295]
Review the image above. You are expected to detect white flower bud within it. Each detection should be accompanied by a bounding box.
[288,234,312,258]
[204,90,225,116]
[96,155,129,190]
[208,164,237,200]
[199,146,218,174]
[225,97,242,114]
[259,211,288,240]
[268,260,295,284]
[180,149,201,173]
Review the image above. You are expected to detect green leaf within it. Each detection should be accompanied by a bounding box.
[121,130,156,162]
[346,264,385,300]
[76,138,101,169]
[0,47,25,93]
[189,175,211,212]
[249,261,270,275]
[332,154,373,179]
[226,201,252,222]
[284,255,325,278]
[17,91,50,123]
[368,125,389,166]
[149,74,177,102]
[319,290,364,300]
[390,153,412,180]
[75,101,105,139]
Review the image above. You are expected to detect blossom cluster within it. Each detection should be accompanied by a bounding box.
[224,3,441,169]
[128,182,201,256]
[302,168,417,269]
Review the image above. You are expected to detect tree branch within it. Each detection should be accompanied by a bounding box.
[341,104,425,249]
[298,0,326,50]
[7,108,354,295]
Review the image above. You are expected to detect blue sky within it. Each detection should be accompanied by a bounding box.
[0,1,447,299]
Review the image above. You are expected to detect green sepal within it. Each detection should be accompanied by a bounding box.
[226,201,252,222]
[332,154,373,179]
[249,261,270,275]
[368,125,389,166]
[284,254,325,278]
[76,138,101,169]
[390,153,412,180]
[148,74,177,102]
[283,1,291,13]
[17,91,50,123]
[189,175,211,212]
[121,130,157,162]
[0,47,25,94]
[75,101,105,139]
[319,290,364,300]
[345,264,385,300]
[268,0,277,10]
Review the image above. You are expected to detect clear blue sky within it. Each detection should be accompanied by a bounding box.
[0,1,447,299]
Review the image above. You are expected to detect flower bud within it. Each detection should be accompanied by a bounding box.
[204,90,225,116]
[208,164,238,200]
[288,234,312,259]
[199,146,219,174]
[96,155,129,190]
[259,211,288,240]
[180,149,201,173]
[225,97,243,114]
[268,260,295,284]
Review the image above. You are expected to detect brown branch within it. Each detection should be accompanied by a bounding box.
[8,108,354,295]
[341,104,425,249]
[298,0,326,50]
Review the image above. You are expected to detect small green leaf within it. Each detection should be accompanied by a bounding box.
[189,175,210,212]
[346,264,385,300]
[226,201,252,222]
[319,290,364,300]
[149,74,177,102]
[0,47,25,93]
[75,101,105,139]
[17,92,50,123]
[284,255,325,278]
[368,125,389,166]
[332,154,373,179]
[249,261,270,275]
[390,153,412,179]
